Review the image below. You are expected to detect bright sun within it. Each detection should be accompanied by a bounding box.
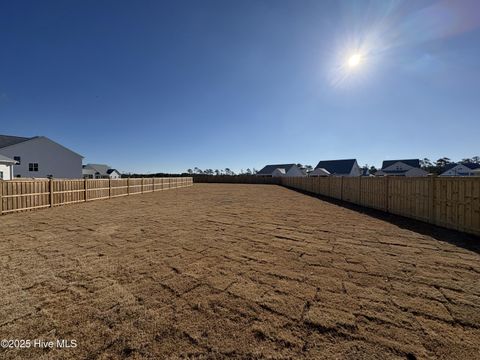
[348,54,362,68]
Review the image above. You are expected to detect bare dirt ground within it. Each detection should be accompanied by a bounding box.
[0,184,479,360]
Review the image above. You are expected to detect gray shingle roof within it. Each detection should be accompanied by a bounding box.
[314,159,357,175]
[381,159,420,170]
[0,135,32,149]
[0,154,17,163]
[443,162,480,172]
[84,164,111,176]
[257,164,296,175]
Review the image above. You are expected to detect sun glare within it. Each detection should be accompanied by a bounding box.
[348,54,362,68]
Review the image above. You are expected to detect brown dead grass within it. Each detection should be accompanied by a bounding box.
[0,184,479,359]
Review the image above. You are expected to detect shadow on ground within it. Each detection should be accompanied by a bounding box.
[285,186,480,255]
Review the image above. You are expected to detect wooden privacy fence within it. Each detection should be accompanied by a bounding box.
[281,176,480,237]
[0,177,193,215]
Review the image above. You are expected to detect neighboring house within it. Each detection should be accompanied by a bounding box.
[257,164,305,177]
[439,163,480,176]
[309,167,331,177]
[375,159,429,177]
[0,135,83,179]
[473,168,480,177]
[82,164,121,179]
[0,154,17,180]
[313,159,362,177]
[361,167,372,177]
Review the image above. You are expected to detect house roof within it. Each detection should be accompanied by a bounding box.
[257,164,296,175]
[0,134,83,158]
[314,159,357,175]
[107,169,120,175]
[0,154,17,164]
[443,162,480,172]
[381,159,420,169]
[83,164,111,176]
[310,167,330,176]
[0,135,33,149]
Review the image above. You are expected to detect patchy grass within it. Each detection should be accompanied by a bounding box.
[0,184,479,359]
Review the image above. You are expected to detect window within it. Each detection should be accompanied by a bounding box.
[29,163,39,172]
[14,156,21,165]
[0,171,3,179]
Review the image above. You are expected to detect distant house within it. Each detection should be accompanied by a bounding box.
[313,159,361,177]
[440,163,480,176]
[473,168,480,177]
[0,135,83,179]
[257,164,305,177]
[375,159,428,177]
[0,154,17,180]
[82,164,121,179]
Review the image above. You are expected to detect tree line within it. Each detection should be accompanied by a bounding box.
[186,167,258,176]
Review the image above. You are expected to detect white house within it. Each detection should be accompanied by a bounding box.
[82,164,121,179]
[375,159,429,177]
[439,163,480,176]
[0,154,17,180]
[313,159,361,177]
[257,163,306,177]
[0,135,83,179]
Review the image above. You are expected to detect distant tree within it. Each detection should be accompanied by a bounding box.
[187,169,193,175]
[246,168,252,175]
[239,169,244,175]
[225,168,234,176]
[369,166,377,175]
[193,167,203,175]
[204,169,214,175]
[304,165,313,172]
[252,168,258,174]
[420,158,433,169]
[462,156,480,164]
[214,169,220,176]
[435,157,452,169]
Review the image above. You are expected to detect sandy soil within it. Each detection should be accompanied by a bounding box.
[0,184,479,359]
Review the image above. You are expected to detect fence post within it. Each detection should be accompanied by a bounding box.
[0,180,3,215]
[141,178,144,193]
[49,178,54,207]
[358,176,362,204]
[429,176,436,225]
[153,178,156,192]
[385,176,390,212]
[109,178,112,198]
[127,178,130,195]
[85,179,88,202]
[340,176,344,200]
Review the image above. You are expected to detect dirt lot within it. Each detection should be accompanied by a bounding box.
[0,184,479,359]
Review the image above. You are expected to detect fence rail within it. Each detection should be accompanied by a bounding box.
[0,177,193,215]
[194,175,480,236]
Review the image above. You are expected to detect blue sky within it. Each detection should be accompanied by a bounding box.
[1,0,479,173]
